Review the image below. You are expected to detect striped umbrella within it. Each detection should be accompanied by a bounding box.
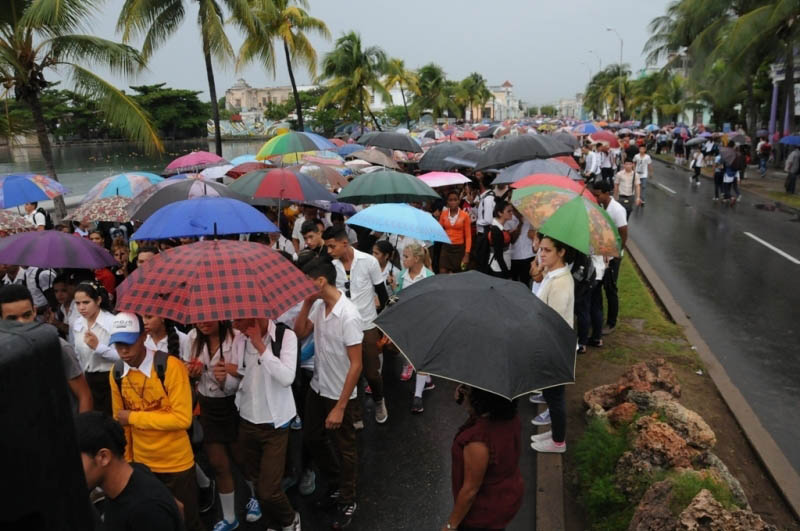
[82,172,163,202]
[0,230,118,268]
[0,210,34,232]
[0,173,69,208]
[66,196,133,223]
[256,132,336,160]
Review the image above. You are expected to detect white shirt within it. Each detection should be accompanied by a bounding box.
[585,151,600,175]
[271,234,297,260]
[476,190,495,232]
[2,268,26,285]
[605,197,628,231]
[184,329,242,398]
[120,349,155,378]
[25,210,46,228]
[24,267,55,308]
[633,153,652,178]
[235,321,298,426]
[291,215,307,251]
[380,262,400,290]
[144,330,191,360]
[71,310,118,372]
[308,294,364,400]
[510,218,534,260]
[398,266,434,291]
[333,248,384,331]
[489,219,511,273]
[60,300,79,345]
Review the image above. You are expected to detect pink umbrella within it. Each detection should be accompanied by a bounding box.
[418,171,471,188]
[165,151,228,175]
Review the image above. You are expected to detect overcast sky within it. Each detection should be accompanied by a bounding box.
[80,0,671,106]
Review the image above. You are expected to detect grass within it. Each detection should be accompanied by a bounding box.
[617,258,683,339]
[667,470,739,515]
[767,190,800,209]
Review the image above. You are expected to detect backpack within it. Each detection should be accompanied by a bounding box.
[113,350,169,395]
[571,253,597,299]
[35,207,53,230]
[241,322,302,377]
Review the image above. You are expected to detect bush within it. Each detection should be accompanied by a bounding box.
[667,470,739,515]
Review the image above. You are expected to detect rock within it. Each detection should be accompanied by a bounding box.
[618,358,681,398]
[616,450,659,499]
[585,402,608,421]
[633,416,697,468]
[628,480,677,531]
[676,489,777,530]
[695,452,749,509]
[627,390,716,450]
[584,383,621,410]
[608,402,639,426]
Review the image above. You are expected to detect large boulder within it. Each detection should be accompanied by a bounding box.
[676,489,777,530]
[616,450,660,499]
[608,402,639,426]
[618,358,681,398]
[633,416,697,468]
[584,383,621,409]
[627,390,716,450]
[694,452,749,510]
[628,480,677,531]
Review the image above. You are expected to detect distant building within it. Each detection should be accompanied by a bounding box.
[224,78,317,111]
[367,84,407,111]
[557,93,584,119]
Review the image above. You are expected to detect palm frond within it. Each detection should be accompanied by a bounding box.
[139,0,185,61]
[20,0,96,34]
[48,34,146,76]
[197,0,234,64]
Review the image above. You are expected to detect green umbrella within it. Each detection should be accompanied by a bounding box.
[337,170,440,205]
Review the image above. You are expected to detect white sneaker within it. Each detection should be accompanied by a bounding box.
[375,399,388,424]
[528,392,546,404]
[531,438,566,453]
[531,430,552,442]
[268,512,301,531]
[531,409,551,426]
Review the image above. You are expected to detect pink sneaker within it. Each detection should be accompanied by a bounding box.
[364,384,372,395]
[400,364,414,382]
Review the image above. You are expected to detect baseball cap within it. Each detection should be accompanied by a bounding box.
[109,312,143,345]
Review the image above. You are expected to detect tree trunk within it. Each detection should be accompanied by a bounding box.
[204,48,223,156]
[359,92,365,136]
[400,82,410,129]
[284,39,304,132]
[366,104,382,131]
[746,76,758,150]
[26,90,67,219]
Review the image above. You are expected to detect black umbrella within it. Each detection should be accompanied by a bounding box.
[478,125,501,138]
[375,271,576,399]
[493,158,582,185]
[127,179,244,221]
[357,131,423,153]
[720,146,737,166]
[551,131,580,149]
[418,143,482,172]
[474,135,573,171]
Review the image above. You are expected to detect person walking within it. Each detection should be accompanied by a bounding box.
[372,240,399,291]
[487,200,516,279]
[613,159,641,219]
[674,135,685,166]
[784,145,800,194]
[294,257,363,530]
[474,173,496,235]
[757,137,772,176]
[689,148,704,186]
[598,144,616,184]
[713,151,725,201]
[443,386,523,531]
[632,144,653,205]
[438,190,472,274]
[324,226,390,425]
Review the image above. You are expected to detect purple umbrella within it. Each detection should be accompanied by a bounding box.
[0,230,117,269]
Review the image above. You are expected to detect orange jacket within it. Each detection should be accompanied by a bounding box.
[439,209,472,253]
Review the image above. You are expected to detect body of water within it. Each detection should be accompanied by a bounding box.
[0,139,267,199]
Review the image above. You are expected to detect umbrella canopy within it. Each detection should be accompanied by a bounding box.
[131,197,278,240]
[729,133,749,144]
[510,174,598,203]
[755,129,769,138]
[458,130,479,140]
[494,159,582,185]
[474,135,573,171]
[0,230,117,268]
[349,149,400,169]
[127,179,239,221]
[0,210,34,232]
[478,125,501,138]
[230,154,258,165]
[83,172,163,202]
[305,200,357,216]
[256,132,335,160]
[329,138,346,147]
[417,172,471,188]
[338,170,440,205]
[226,162,271,179]
[66,196,133,223]
[779,135,800,146]
[358,131,423,153]
[551,131,579,149]
[346,203,450,243]
[719,147,738,166]
[375,271,576,399]
[644,124,659,132]
[685,137,706,147]
[698,131,713,138]
[573,123,600,135]
[336,144,365,157]
[165,151,228,175]
[117,240,316,323]
[552,155,580,170]
[588,131,620,148]
[617,128,633,136]
[672,126,689,137]
[200,164,235,180]
[512,186,621,257]
[288,164,349,190]
[0,174,69,208]
[228,168,336,203]
[418,143,482,172]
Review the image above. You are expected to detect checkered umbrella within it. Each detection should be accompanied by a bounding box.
[115,240,316,324]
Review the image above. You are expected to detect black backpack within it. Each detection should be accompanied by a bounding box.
[35,207,53,230]
[242,322,302,377]
[113,350,169,397]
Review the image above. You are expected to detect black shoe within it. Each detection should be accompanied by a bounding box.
[576,345,587,355]
[314,488,340,510]
[411,396,424,414]
[198,479,216,514]
[588,338,604,347]
[331,502,357,529]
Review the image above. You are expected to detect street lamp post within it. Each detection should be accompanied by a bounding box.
[587,50,602,71]
[606,27,623,121]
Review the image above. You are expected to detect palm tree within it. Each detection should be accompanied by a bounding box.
[653,73,689,123]
[630,71,664,124]
[317,31,389,133]
[412,63,460,121]
[117,0,251,156]
[236,0,329,132]
[459,72,491,122]
[384,58,419,128]
[1,0,162,218]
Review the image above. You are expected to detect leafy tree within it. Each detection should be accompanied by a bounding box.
[263,101,291,121]
[384,58,419,128]
[459,72,491,122]
[117,0,251,156]
[412,63,460,121]
[317,31,389,132]
[1,0,162,217]
[235,0,329,132]
[540,105,558,117]
[380,105,412,127]
[526,106,539,117]
[129,84,210,139]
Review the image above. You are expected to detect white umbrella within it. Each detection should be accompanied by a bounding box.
[200,164,234,179]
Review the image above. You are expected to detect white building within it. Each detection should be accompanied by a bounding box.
[225,78,317,111]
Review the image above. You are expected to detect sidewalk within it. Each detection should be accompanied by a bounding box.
[652,153,800,212]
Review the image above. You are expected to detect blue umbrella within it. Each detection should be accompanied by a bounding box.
[346,203,450,243]
[82,172,163,202]
[131,197,278,240]
[779,135,800,146]
[306,200,357,216]
[337,144,364,157]
[644,124,659,132]
[230,154,258,165]
[0,173,69,208]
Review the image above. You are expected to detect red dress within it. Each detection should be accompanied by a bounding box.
[451,414,524,529]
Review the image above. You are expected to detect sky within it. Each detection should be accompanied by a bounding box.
[80,0,672,106]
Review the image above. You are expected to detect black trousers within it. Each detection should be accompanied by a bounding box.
[576,281,603,346]
[603,258,621,328]
[600,167,614,183]
[543,386,566,443]
[510,257,533,286]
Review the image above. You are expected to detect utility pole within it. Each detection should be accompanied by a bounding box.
[606,27,623,121]
[588,50,602,71]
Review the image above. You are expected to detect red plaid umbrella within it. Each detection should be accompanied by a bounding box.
[116,240,316,323]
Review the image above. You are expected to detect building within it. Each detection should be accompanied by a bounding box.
[485,81,523,121]
[367,84,407,111]
[224,78,317,111]
[557,93,584,119]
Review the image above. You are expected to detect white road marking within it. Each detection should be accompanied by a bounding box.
[743,232,800,265]
[654,182,676,194]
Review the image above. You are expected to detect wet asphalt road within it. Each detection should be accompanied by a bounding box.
[628,160,800,473]
[205,353,538,530]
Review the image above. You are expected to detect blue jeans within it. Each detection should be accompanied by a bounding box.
[758,156,768,174]
[639,178,647,201]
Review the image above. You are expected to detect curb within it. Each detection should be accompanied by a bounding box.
[535,402,564,531]
[626,237,800,521]
[651,156,800,215]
